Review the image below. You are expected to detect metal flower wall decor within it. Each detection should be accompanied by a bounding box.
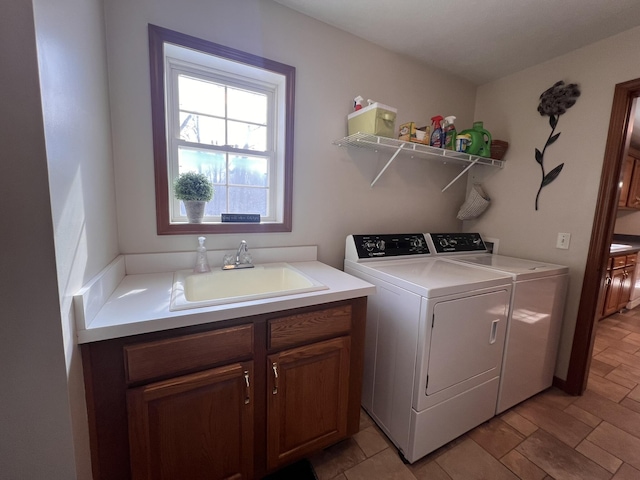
[534,80,581,210]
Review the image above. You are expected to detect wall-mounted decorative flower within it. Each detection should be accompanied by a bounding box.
[534,80,581,210]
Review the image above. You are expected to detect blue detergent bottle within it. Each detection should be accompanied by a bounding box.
[430,115,444,148]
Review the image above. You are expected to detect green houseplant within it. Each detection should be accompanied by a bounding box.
[173,172,214,223]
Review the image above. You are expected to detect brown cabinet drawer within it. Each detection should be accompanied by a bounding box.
[613,256,627,269]
[124,324,253,384]
[626,254,637,267]
[268,305,352,350]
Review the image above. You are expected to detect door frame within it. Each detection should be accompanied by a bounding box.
[564,77,640,395]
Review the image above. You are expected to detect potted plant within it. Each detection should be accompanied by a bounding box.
[173,172,214,223]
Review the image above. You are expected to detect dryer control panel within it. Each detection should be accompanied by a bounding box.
[428,233,487,254]
[347,234,430,260]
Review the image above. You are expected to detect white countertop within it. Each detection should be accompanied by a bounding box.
[76,260,375,343]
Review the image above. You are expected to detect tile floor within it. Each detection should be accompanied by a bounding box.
[309,309,640,480]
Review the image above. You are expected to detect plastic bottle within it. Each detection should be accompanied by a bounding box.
[443,116,457,150]
[194,236,211,273]
[430,115,444,148]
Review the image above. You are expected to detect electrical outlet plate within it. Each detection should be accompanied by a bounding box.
[557,232,571,249]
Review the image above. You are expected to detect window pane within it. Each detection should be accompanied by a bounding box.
[228,87,266,124]
[229,186,267,216]
[204,186,227,216]
[229,155,268,187]
[178,147,227,184]
[178,75,224,117]
[227,120,267,151]
[179,113,226,145]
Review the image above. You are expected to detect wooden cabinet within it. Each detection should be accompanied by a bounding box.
[602,254,636,317]
[128,362,254,480]
[267,337,350,469]
[619,149,640,209]
[81,298,367,480]
[263,303,356,471]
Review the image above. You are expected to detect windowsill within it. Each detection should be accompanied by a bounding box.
[158,221,292,235]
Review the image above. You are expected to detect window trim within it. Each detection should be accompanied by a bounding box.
[148,24,295,234]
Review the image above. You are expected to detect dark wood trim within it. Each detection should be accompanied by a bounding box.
[564,78,640,395]
[552,375,566,391]
[148,24,295,235]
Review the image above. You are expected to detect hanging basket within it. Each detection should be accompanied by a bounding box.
[457,184,490,220]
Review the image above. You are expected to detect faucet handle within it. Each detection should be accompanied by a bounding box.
[223,254,235,266]
[240,252,253,265]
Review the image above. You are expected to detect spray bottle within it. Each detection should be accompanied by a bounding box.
[194,236,211,273]
[443,116,457,150]
[430,115,445,148]
[354,95,363,111]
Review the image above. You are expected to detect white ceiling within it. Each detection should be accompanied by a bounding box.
[273,0,640,85]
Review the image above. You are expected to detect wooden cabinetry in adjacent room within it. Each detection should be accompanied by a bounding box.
[81,298,366,480]
[618,148,640,209]
[602,254,636,317]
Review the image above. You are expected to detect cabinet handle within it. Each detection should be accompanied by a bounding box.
[606,276,612,286]
[272,362,279,395]
[244,370,250,405]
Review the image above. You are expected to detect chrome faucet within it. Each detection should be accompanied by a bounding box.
[222,240,254,270]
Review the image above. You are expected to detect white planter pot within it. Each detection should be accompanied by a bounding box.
[183,200,206,223]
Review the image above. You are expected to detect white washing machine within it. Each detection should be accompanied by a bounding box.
[344,233,512,463]
[426,233,569,413]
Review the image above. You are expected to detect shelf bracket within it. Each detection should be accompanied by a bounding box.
[371,143,405,187]
[441,157,480,192]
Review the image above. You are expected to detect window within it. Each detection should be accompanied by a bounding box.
[148,25,295,234]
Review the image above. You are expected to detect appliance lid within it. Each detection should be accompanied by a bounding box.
[450,254,569,279]
[345,257,512,298]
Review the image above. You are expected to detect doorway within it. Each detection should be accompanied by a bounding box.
[565,77,640,395]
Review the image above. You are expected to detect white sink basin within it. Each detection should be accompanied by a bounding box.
[170,262,328,311]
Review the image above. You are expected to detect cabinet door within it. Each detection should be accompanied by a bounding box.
[604,268,625,317]
[619,265,635,310]
[627,158,640,209]
[266,337,350,470]
[128,362,253,480]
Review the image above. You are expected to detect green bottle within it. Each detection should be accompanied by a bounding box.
[459,121,492,157]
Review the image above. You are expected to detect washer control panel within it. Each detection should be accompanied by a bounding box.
[428,233,487,254]
[350,234,430,259]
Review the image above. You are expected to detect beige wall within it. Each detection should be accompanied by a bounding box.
[468,26,640,380]
[104,0,477,268]
[0,0,78,477]
[33,0,120,477]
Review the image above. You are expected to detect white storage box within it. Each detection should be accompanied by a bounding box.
[348,102,397,138]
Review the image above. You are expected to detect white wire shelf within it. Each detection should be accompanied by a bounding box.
[333,132,504,189]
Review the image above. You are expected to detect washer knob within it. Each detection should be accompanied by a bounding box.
[376,240,386,250]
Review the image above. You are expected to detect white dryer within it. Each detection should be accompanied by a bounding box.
[344,234,512,463]
[427,233,569,413]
